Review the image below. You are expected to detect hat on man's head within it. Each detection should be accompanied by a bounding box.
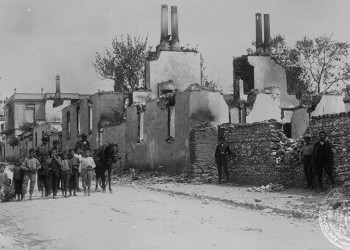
[303,134,311,139]
[53,139,59,144]
[80,133,87,138]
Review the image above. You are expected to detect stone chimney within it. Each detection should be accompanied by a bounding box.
[255,13,263,53]
[170,6,180,50]
[264,14,270,54]
[41,88,43,94]
[55,75,60,93]
[53,74,63,108]
[159,4,170,50]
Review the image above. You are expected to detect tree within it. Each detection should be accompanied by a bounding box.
[8,135,19,149]
[291,35,350,94]
[247,34,350,107]
[93,34,151,105]
[200,54,221,90]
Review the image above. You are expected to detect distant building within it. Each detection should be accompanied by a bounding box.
[1,75,90,160]
[62,91,125,150]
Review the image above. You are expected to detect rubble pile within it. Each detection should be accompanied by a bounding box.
[247,183,285,193]
[111,169,199,186]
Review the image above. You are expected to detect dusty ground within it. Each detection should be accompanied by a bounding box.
[0,167,338,250]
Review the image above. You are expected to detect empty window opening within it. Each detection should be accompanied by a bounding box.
[66,111,71,137]
[137,110,144,142]
[76,106,80,136]
[88,103,93,133]
[167,106,175,139]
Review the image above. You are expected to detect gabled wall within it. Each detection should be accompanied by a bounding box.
[146,51,201,94]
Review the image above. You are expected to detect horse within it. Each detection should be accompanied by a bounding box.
[94,143,121,193]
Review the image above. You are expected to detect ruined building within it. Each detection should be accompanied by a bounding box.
[231,13,299,134]
[84,5,229,173]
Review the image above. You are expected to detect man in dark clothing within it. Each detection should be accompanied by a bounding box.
[312,131,335,191]
[36,136,51,197]
[214,137,232,183]
[75,133,91,152]
[47,148,62,199]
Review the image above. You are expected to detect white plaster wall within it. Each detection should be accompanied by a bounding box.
[246,93,281,123]
[248,56,299,109]
[149,51,201,94]
[45,100,72,122]
[230,107,240,124]
[291,107,309,139]
[311,95,345,117]
[133,91,157,103]
[189,91,229,127]
[345,103,350,112]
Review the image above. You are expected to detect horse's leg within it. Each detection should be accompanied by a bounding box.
[108,165,112,193]
[95,172,99,192]
[101,168,106,192]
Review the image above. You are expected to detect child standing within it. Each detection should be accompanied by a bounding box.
[0,163,8,193]
[60,151,71,198]
[80,149,95,196]
[69,149,80,196]
[0,179,15,202]
[21,149,41,201]
[10,159,24,201]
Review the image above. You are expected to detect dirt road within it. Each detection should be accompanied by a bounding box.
[0,183,338,250]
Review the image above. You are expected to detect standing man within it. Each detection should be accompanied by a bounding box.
[75,133,91,152]
[312,131,335,191]
[299,135,314,189]
[36,135,50,197]
[214,137,232,183]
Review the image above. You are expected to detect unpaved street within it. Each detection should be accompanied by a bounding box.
[0,183,338,250]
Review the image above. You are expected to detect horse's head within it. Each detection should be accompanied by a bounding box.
[105,143,120,164]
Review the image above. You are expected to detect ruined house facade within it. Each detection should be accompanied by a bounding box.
[61,92,125,150]
[231,13,299,138]
[59,5,229,172]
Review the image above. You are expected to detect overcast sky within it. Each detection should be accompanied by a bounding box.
[0,0,349,99]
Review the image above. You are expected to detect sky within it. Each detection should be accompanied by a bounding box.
[0,0,350,99]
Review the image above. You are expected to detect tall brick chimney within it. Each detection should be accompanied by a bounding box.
[170,6,180,50]
[53,74,63,107]
[55,75,60,94]
[264,14,270,54]
[160,4,168,43]
[255,13,263,53]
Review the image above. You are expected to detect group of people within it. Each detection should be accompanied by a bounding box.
[0,133,96,202]
[299,131,335,191]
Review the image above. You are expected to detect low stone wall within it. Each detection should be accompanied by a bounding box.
[308,112,350,183]
[189,121,304,186]
[189,124,218,182]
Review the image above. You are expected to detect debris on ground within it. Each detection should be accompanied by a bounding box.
[249,183,285,193]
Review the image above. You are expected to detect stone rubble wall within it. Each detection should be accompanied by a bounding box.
[189,124,218,182]
[308,112,350,183]
[190,121,305,186]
